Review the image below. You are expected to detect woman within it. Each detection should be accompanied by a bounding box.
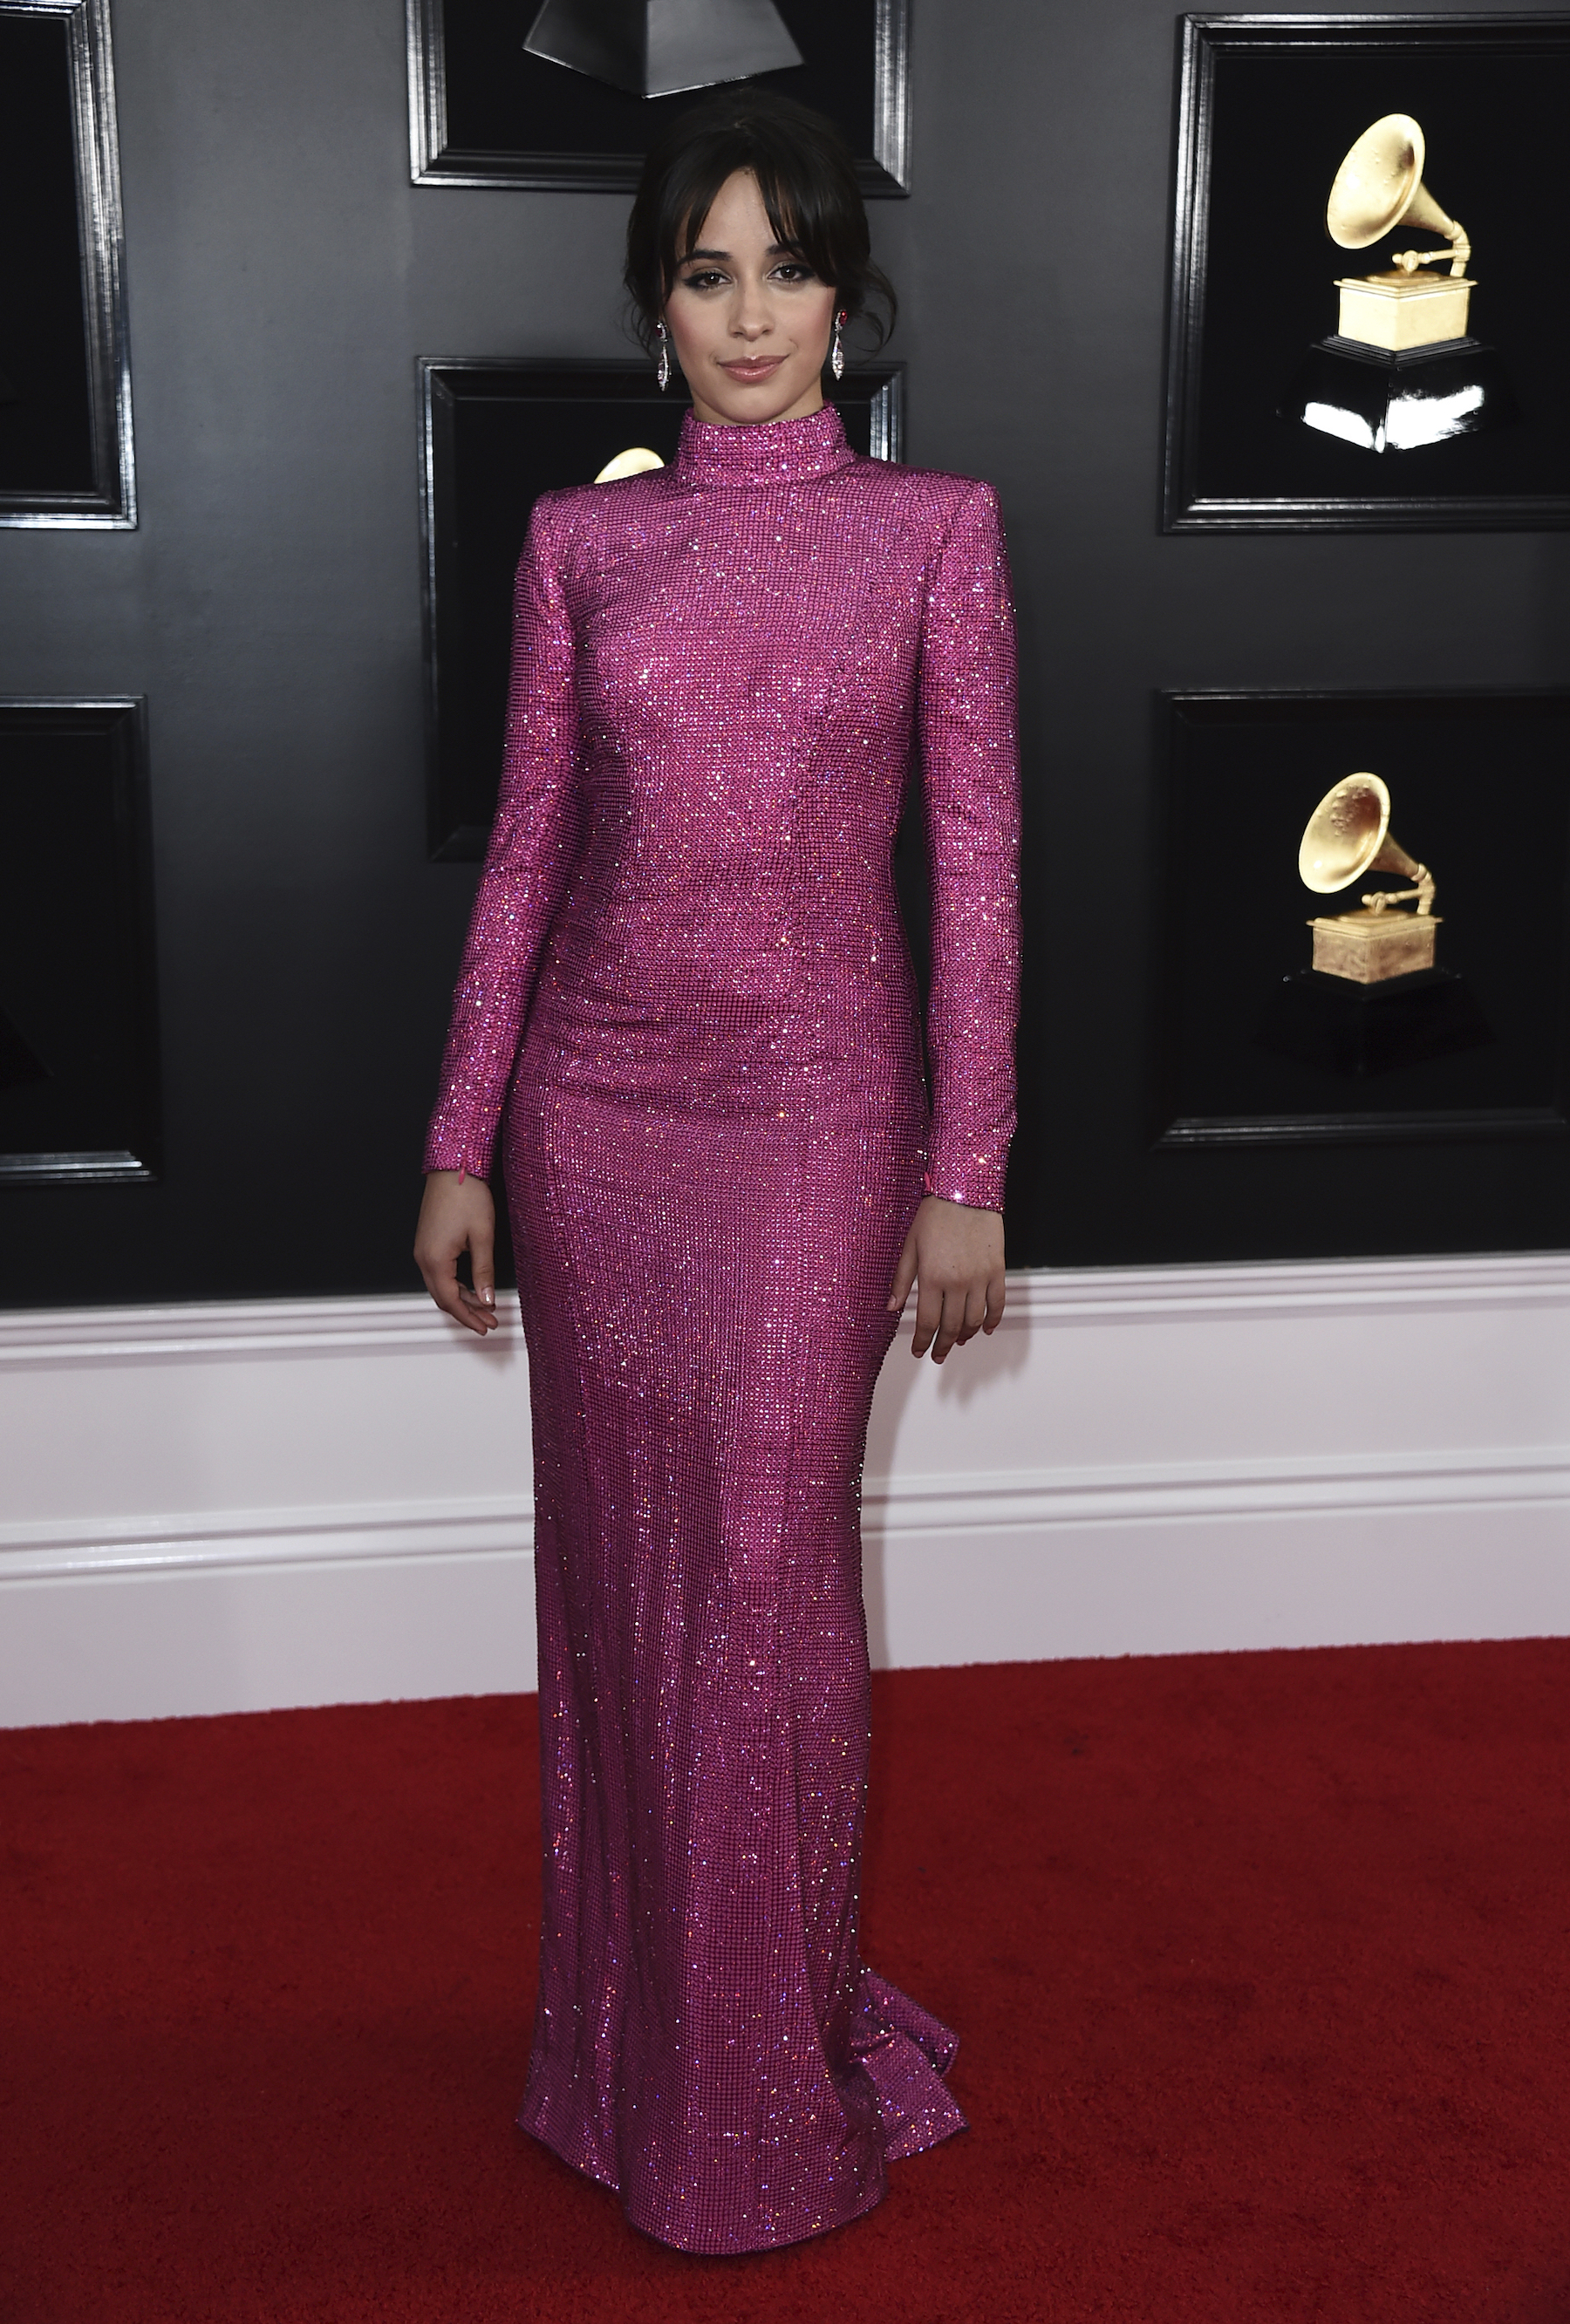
[414,87,1019,2254]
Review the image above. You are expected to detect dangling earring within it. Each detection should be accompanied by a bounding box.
[656,321,672,392]
[829,308,848,382]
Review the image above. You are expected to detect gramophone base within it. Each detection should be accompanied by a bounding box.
[1256,967,1491,1078]
[1280,336,1518,453]
[1309,910,1437,983]
[1334,270,1474,351]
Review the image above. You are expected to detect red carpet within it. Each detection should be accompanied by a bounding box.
[3,1641,1570,2323]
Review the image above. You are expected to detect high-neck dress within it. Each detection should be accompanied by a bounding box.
[425,402,1019,2254]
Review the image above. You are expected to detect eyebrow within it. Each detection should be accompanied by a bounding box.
[680,241,801,262]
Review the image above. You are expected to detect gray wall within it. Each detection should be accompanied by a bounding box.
[2,0,1567,1303]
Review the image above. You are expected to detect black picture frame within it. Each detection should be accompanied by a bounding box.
[0,0,134,528]
[1152,689,1570,1150]
[0,699,161,1182]
[406,0,909,194]
[1164,12,1570,533]
[417,356,905,861]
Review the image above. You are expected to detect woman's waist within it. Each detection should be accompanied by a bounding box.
[518,969,922,1108]
[539,911,915,1012]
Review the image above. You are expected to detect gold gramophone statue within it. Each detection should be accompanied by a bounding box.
[1280,113,1516,451]
[1256,772,1488,1076]
[1299,774,1437,981]
[1328,114,1473,351]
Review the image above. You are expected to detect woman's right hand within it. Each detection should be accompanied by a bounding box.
[414,1169,502,1334]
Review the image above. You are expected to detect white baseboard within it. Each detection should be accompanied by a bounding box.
[3,1255,1569,1726]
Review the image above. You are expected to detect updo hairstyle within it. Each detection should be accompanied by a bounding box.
[624,85,896,360]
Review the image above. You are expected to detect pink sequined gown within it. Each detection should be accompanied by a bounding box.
[425,403,1019,2253]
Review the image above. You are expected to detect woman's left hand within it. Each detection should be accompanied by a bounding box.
[886,1195,1006,1363]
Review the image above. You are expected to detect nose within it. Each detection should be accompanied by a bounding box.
[730,278,773,340]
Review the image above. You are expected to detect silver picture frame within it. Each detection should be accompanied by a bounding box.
[0,0,135,528]
[406,0,910,194]
[0,698,160,1182]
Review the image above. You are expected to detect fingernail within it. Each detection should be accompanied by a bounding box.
[481,1287,495,1306]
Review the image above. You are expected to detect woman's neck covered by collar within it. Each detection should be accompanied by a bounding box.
[672,402,856,485]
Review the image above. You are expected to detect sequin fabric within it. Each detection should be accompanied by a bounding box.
[425,404,1019,2253]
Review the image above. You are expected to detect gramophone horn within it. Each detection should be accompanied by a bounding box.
[524,0,802,99]
[1326,113,1464,254]
[1299,773,1390,889]
[1299,773,1431,909]
[594,446,664,483]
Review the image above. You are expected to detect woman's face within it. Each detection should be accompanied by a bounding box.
[663,168,838,427]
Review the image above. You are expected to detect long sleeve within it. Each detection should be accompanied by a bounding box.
[423,499,582,1179]
[917,481,1020,1210]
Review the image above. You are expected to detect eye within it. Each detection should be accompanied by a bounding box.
[678,269,727,291]
[771,262,816,283]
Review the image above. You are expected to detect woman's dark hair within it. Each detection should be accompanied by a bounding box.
[624,86,896,358]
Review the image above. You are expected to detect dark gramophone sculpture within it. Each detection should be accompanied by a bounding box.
[1280,113,1517,453]
[0,1005,48,1094]
[523,0,802,99]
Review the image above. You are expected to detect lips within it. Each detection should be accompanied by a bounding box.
[720,357,785,382]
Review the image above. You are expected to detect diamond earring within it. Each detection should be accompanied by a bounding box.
[829,309,848,382]
[656,321,672,392]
